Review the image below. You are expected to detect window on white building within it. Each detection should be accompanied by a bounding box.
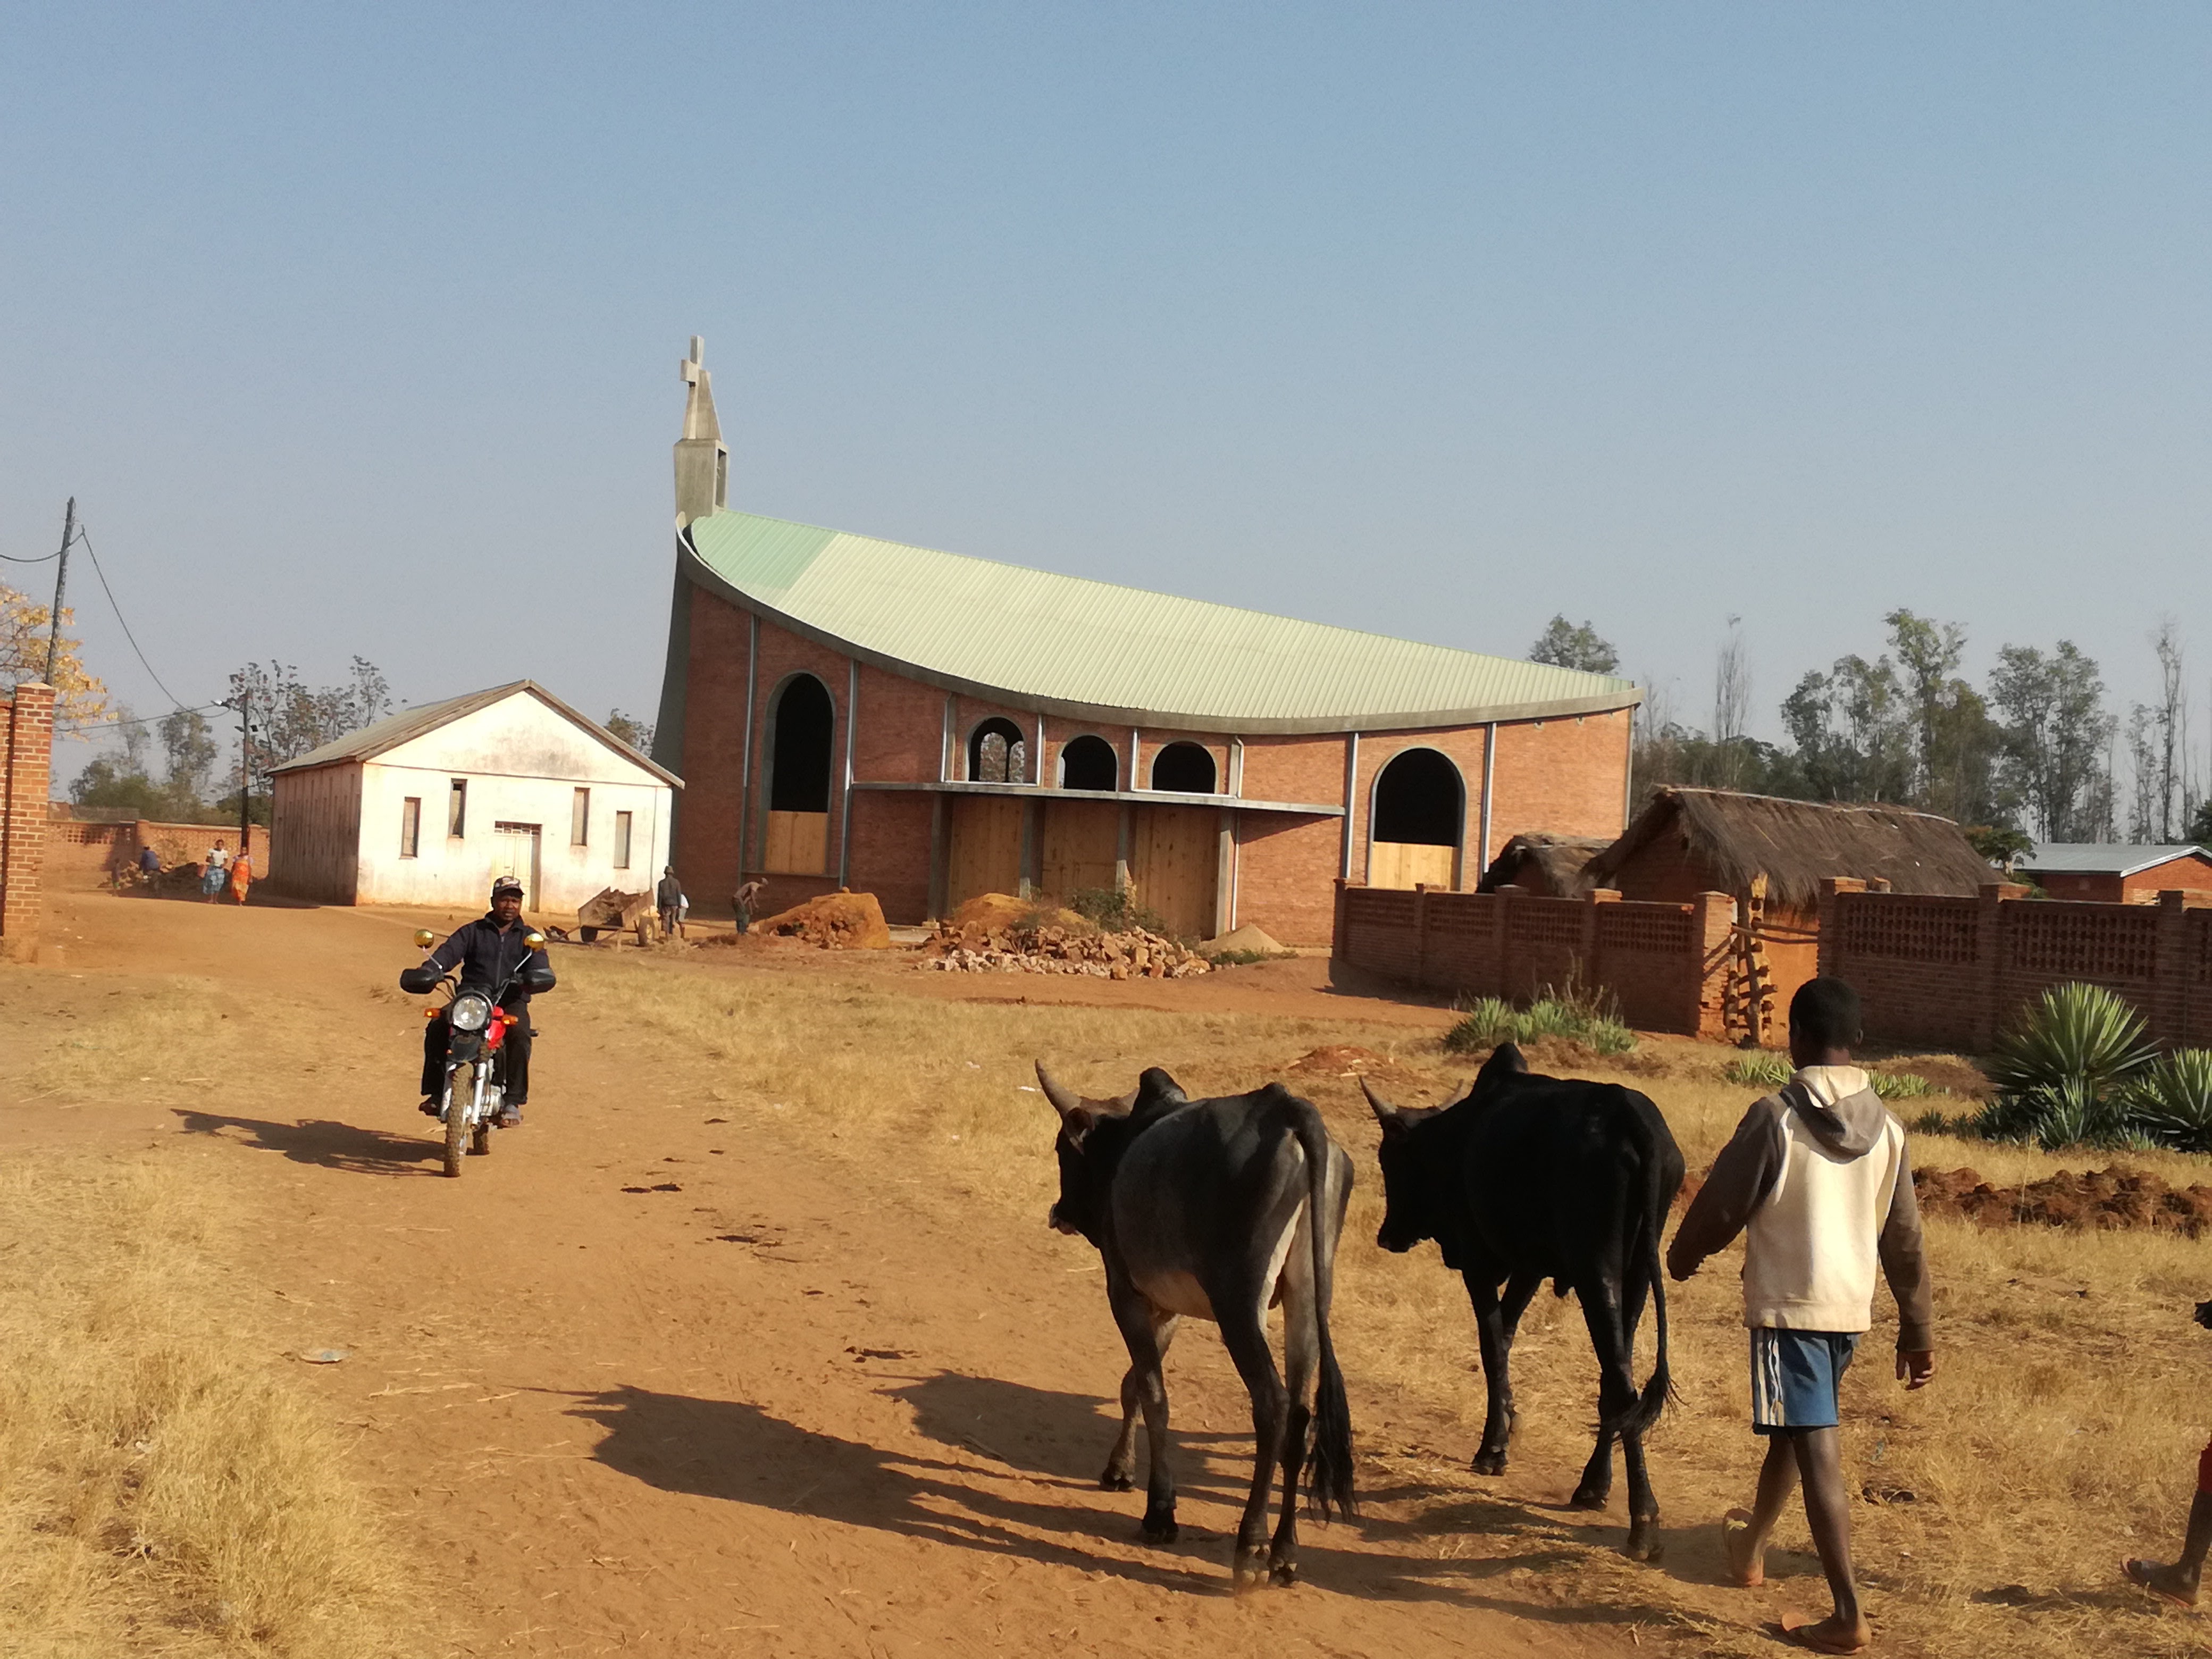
[448,780,467,838]
[571,787,590,847]
[614,810,633,869]
[400,797,421,858]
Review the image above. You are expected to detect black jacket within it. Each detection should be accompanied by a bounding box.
[426,912,554,1004]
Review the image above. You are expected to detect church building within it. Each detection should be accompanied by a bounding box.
[651,341,1641,944]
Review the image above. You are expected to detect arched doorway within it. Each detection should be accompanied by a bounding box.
[968,717,1028,783]
[1149,742,1217,794]
[764,674,833,874]
[1369,748,1463,889]
[1058,734,1118,791]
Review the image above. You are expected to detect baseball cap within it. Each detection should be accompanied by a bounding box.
[490,876,524,899]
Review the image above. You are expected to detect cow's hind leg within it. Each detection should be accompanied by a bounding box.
[1107,1287,1179,1543]
[1618,1264,1661,1561]
[1267,1258,1320,1586]
[1216,1297,1291,1591]
[1467,1269,1538,1476]
[1101,1313,1178,1492]
[1571,1276,1646,1546]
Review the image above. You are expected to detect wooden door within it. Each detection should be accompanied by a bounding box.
[946,795,1024,908]
[492,822,542,909]
[1132,805,1220,940]
[764,810,830,875]
[1368,840,1454,890]
[1041,800,1119,901]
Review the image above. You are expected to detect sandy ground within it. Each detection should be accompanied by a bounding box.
[5,890,1690,1659]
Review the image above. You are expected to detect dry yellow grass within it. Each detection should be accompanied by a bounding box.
[0,1149,419,1658]
[567,946,2212,1656]
[16,975,251,1104]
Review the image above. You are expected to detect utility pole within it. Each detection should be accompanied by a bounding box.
[237,686,253,850]
[41,498,74,684]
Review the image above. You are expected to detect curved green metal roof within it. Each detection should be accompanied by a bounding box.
[682,508,1640,735]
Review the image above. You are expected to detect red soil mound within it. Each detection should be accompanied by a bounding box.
[1913,1166,2212,1237]
[749,890,892,950]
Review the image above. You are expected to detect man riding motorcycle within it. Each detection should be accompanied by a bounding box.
[413,877,555,1126]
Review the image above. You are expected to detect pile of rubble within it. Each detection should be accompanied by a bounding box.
[921,920,1210,979]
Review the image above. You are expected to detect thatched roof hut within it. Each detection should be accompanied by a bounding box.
[1477,832,1611,898]
[1582,788,1998,914]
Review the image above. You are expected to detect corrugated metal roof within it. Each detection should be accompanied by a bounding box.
[683,509,1641,734]
[2022,842,2211,878]
[271,680,683,787]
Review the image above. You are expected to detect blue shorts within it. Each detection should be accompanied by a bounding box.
[1749,1329,1859,1434]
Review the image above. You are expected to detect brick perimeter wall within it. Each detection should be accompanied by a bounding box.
[2,684,56,959]
[46,815,269,885]
[1819,879,2212,1051]
[1334,879,1737,1038]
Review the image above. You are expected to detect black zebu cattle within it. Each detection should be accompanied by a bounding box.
[1363,1043,1683,1560]
[1037,1062,1356,1589]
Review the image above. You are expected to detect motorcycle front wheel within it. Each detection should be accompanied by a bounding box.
[442,1062,471,1179]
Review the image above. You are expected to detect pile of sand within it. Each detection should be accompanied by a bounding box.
[1912,1166,2212,1236]
[947,892,1091,935]
[746,890,892,950]
[920,919,1209,980]
[1204,924,1287,958]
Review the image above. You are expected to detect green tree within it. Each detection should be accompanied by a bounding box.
[605,708,656,753]
[1528,616,1620,674]
[1989,642,2113,841]
[159,708,217,805]
[1781,654,1915,803]
[229,658,393,802]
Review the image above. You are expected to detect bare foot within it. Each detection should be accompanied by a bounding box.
[1782,1613,1871,1654]
[2124,1557,2201,1608]
[1722,1508,1764,1588]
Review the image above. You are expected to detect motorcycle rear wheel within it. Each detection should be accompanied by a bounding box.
[442,1063,471,1178]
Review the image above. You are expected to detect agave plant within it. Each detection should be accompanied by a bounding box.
[1975,983,2158,1149]
[2125,1049,2212,1153]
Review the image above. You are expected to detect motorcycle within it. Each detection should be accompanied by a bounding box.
[402,927,551,1178]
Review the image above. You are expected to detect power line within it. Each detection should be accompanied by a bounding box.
[71,520,190,712]
[0,547,61,564]
[55,699,228,738]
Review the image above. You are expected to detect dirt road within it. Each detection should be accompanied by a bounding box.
[7,891,1661,1658]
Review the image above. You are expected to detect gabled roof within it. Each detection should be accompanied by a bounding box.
[1477,832,1612,896]
[2021,842,2212,878]
[1585,787,1997,910]
[270,681,682,787]
[681,509,1641,735]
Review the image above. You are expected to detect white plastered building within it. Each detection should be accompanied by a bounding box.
[268,681,681,913]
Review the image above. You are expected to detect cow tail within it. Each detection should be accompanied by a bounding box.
[1295,1105,1358,1521]
[1610,1103,1672,1441]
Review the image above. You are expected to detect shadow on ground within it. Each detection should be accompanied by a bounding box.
[564,1378,1689,1626]
[173,1109,445,1174]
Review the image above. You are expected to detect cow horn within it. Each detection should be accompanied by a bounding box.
[1359,1075,1402,1124]
[1035,1061,1085,1118]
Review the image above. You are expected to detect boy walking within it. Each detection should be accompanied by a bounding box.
[1668,978,1935,1654]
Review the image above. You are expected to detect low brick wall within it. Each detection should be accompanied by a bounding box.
[47,814,269,885]
[1819,878,2212,1052]
[1333,879,1739,1037]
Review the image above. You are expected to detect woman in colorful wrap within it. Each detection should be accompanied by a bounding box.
[228,848,253,906]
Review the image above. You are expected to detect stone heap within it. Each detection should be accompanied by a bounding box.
[921,920,1210,979]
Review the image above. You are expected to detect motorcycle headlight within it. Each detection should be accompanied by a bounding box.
[449,993,492,1033]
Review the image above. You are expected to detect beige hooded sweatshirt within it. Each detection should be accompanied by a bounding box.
[1668,1066,1933,1350]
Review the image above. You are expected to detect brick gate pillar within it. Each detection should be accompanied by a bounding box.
[1690,891,1737,1040]
[1,682,56,962]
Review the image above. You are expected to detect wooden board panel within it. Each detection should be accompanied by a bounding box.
[1132,805,1220,940]
[764,810,830,876]
[946,795,1025,909]
[1041,800,1120,901]
[1368,840,1455,890]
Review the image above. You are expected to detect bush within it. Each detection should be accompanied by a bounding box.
[1721,1050,1941,1101]
[2124,1049,2212,1154]
[1972,983,2159,1151]
[1444,985,1636,1058]
[1065,886,1171,937]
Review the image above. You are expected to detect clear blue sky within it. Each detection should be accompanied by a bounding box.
[5,4,2209,777]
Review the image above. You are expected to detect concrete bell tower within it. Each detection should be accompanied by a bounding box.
[674,336,728,526]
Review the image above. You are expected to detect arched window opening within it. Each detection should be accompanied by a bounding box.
[1372,749,1463,845]
[769,675,834,812]
[1059,734,1118,792]
[968,717,1028,784]
[1150,742,1217,794]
